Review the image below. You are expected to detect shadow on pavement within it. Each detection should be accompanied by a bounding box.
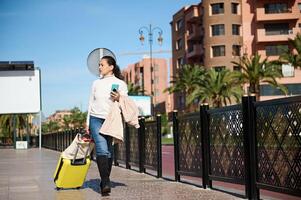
[83,178,127,193]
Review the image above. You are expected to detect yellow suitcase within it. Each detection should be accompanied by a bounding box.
[53,135,92,190]
[53,156,91,189]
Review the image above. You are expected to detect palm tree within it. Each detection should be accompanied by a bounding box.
[166,64,206,105]
[0,114,28,138]
[63,115,72,129]
[0,115,13,138]
[232,53,287,100]
[47,120,60,132]
[15,114,27,138]
[127,83,144,95]
[69,107,86,128]
[188,69,243,108]
[280,33,301,69]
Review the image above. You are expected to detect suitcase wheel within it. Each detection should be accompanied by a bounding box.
[56,187,61,190]
[76,187,81,190]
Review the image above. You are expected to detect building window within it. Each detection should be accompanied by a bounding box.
[264,3,288,14]
[154,76,159,84]
[211,3,224,15]
[299,23,301,28]
[177,57,184,69]
[298,3,301,12]
[264,23,289,35]
[154,89,160,96]
[260,83,301,96]
[232,24,240,35]
[176,38,183,50]
[188,43,194,52]
[179,96,185,107]
[153,64,159,71]
[212,45,225,57]
[211,24,225,36]
[231,3,239,14]
[139,67,144,88]
[232,45,241,56]
[187,25,194,36]
[233,66,241,71]
[214,66,226,72]
[265,45,288,56]
[176,18,183,31]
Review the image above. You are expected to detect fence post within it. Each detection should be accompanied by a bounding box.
[138,117,145,173]
[125,124,130,169]
[59,131,64,152]
[60,131,63,152]
[64,131,67,150]
[200,104,210,189]
[68,129,72,146]
[242,95,259,200]
[156,114,162,178]
[55,132,58,151]
[173,110,180,181]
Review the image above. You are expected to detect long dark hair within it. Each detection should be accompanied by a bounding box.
[101,56,124,80]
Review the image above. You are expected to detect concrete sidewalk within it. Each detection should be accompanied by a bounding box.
[0,148,241,200]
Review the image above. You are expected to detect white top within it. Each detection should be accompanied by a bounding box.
[86,75,128,126]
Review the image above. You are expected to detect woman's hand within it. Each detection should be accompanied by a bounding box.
[84,124,90,134]
[110,91,120,102]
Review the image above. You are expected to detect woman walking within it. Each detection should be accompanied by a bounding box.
[86,55,128,195]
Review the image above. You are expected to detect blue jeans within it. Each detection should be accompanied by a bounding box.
[89,115,113,158]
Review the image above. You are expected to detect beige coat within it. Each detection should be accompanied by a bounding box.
[61,134,94,160]
[100,95,140,143]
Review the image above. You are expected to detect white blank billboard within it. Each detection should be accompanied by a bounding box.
[129,96,151,116]
[0,69,41,114]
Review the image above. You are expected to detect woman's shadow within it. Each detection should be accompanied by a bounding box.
[83,178,126,194]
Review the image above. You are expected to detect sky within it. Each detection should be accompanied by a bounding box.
[0,0,199,118]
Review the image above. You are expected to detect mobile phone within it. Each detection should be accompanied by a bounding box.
[111,84,119,92]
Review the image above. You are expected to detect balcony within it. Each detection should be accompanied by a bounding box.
[256,28,299,43]
[256,7,300,22]
[186,6,201,23]
[187,44,203,58]
[187,26,203,41]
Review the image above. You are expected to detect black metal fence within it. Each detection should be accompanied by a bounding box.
[254,96,301,197]
[42,95,301,199]
[114,116,162,177]
[207,104,245,184]
[42,129,78,151]
[173,112,202,180]
[172,95,301,199]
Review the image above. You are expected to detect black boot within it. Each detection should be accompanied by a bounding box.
[96,155,111,194]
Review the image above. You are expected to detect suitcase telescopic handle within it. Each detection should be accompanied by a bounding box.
[72,141,91,165]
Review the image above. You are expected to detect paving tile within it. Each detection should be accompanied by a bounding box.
[0,148,241,200]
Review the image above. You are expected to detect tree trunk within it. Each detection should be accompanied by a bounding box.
[249,83,260,101]
[255,83,260,101]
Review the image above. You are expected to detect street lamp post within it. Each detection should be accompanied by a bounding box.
[138,24,163,114]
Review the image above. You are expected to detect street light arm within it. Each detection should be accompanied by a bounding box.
[151,27,163,35]
[138,26,150,35]
[152,27,163,45]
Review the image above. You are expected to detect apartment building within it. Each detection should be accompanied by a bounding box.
[242,0,301,100]
[171,0,301,111]
[171,3,203,111]
[122,58,170,114]
[45,110,72,129]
